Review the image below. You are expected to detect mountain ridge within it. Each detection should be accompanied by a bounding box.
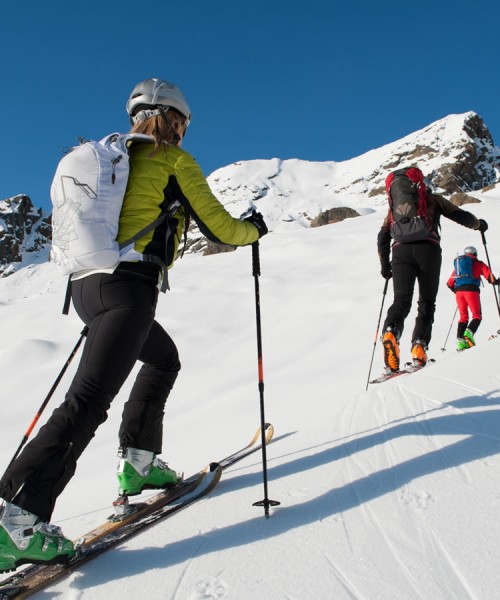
[1,111,498,274]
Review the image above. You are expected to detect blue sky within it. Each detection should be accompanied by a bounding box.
[1,0,499,211]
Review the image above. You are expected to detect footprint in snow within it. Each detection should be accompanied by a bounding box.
[400,488,433,510]
[189,576,228,599]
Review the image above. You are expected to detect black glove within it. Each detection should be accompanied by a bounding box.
[478,218,488,232]
[381,263,392,280]
[447,284,456,293]
[493,278,500,285]
[244,211,268,239]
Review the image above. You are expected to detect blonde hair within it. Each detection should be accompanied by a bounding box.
[130,109,186,151]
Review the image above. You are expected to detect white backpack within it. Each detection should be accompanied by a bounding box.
[50,132,169,275]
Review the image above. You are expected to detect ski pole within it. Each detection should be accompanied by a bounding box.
[480,230,500,319]
[2,326,88,476]
[441,307,458,352]
[250,241,280,518]
[365,277,390,390]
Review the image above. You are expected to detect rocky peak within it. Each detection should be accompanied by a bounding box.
[430,113,499,193]
[0,195,51,276]
[204,111,499,232]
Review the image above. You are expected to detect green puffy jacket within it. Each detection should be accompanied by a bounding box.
[118,142,259,268]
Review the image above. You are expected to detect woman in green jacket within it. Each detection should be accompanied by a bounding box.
[0,78,267,572]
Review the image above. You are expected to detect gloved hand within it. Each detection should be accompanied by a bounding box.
[493,277,500,285]
[447,283,456,293]
[478,218,488,232]
[381,262,392,280]
[244,211,268,239]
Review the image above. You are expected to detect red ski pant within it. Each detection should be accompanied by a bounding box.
[456,290,482,323]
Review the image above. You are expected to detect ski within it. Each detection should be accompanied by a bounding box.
[369,359,435,385]
[0,423,274,599]
[370,367,422,383]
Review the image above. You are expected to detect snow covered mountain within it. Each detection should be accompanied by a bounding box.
[0,182,499,598]
[206,111,499,227]
[1,111,499,273]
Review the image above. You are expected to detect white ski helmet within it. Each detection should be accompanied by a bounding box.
[464,246,478,256]
[126,78,191,126]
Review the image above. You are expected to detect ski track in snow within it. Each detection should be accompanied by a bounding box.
[322,553,367,600]
[367,370,500,598]
[376,395,462,598]
[413,513,479,600]
[348,395,424,598]
[328,390,365,555]
[399,377,500,446]
[172,536,210,600]
[331,372,497,599]
[400,391,473,486]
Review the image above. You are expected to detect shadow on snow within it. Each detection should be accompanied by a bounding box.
[70,390,500,590]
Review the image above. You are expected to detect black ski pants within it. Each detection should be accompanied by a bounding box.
[0,269,180,521]
[383,242,442,346]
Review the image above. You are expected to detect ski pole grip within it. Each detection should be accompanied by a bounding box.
[252,241,261,277]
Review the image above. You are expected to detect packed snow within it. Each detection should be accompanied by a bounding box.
[0,179,499,598]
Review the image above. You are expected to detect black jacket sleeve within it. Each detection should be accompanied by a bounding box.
[434,195,480,230]
[377,210,392,266]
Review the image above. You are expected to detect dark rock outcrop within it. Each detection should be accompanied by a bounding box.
[0,195,51,274]
[310,207,360,227]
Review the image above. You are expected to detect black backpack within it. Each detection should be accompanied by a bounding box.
[386,167,431,243]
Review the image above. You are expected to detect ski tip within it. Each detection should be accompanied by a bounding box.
[264,423,274,438]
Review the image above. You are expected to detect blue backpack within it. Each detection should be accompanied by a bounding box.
[453,255,480,287]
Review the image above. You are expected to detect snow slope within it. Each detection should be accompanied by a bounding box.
[0,191,500,598]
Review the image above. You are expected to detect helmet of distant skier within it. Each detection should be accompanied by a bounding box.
[464,246,478,256]
[126,78,192,126]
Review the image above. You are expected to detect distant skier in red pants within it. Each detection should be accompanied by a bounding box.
[447,246,498,350]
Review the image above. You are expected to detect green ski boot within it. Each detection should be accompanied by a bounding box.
[0,502,74,573]
[464,329,476,347]
[117,448,180,496]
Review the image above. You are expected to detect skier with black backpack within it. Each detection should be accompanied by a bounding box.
[377,166,487,374]
[0,78,268,572]
[446,246,498,350]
